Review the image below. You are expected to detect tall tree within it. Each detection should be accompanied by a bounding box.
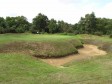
[76,12,96,34]
[15,16,30,33]
[32,13,48,33]
[0,17,7,33]
[84,12,96,34]
[48,19,58,33]
[6,16,30,33]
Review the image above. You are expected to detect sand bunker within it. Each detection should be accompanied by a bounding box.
[41,44,107,66]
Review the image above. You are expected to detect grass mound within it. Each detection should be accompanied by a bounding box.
[0,34,83,58]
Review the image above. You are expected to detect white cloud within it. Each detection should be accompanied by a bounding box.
[0,0,112,24]
[95,2,112,18]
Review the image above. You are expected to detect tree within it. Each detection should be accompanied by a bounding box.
[57,20,65,33]
[76,12,96,34]
[0,17,7,33]
[84,12,96,34]
[32,13,48,33]
[6,16,30,33]
[15,16,30,33]
[57,20,73,33]
[48,19,58,33]
[77,17,86,34]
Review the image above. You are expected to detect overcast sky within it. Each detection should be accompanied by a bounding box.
[0,0,112,24]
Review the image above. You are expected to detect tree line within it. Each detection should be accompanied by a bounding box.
[73,12,112,35]
[0,12,112,35]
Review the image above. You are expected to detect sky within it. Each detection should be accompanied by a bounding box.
[0,0,112,24]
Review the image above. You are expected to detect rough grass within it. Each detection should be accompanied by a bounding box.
[0,53,112,84]
[75,34,112,52]
[0,34,83,58]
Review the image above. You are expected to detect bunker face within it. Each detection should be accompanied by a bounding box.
[41,44,107,66]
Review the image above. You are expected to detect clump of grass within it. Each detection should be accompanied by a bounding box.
[99,42,112,52]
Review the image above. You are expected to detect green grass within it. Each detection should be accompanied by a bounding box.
[0,53,59,84]
[0,34,112,84]
[0,53,112,84]
[78,34,112,42]
[0,33,81,44]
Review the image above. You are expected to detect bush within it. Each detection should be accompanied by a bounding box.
[110,34,112,38]
[16,27,25,33]
[94,32,103,36]
[73,30,79,35]
[0,27,5,34]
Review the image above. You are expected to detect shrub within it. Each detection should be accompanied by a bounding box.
[110,34,112,38]
[0,27,5,34]
[16,27,25,33]
[94,32,103,36]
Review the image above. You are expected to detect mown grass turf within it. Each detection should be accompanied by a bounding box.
[0,33,81,44]
[0,34,83,58]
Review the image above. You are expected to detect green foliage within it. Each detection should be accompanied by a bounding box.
[110,34,112,38]
[94,32,103,36]
[32,13,48,33]
[48,19,58,33]
[0,12,112,35]
[15,27,25,33]
[76,12,96,34]
[0,27,5,34]
[74,12,112,35]
[5,16,30,33]
[96,18,112,35]
[0,17,7,33]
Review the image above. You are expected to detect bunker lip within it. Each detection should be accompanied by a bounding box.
[41,44,107,67]
[33,46,84,59]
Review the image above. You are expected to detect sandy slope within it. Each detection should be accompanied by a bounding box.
[41,44,107,66]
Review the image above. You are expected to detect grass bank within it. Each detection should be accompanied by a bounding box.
[80,34,112,52]
[0,34,83,58]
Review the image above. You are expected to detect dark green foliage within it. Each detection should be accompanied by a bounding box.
[0,12,112,35]
[110,35,112,38]
[32,13,48,33]
[96,18,112,35]
[31,29,38,34]
[0,27,5,34]
[0,17,7,34]
[5,16,30,33]
[76,12,96,34]
[48,19,58,33]
[15,27,25,33]
[74,12,112,35]
[94,32,103,36]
